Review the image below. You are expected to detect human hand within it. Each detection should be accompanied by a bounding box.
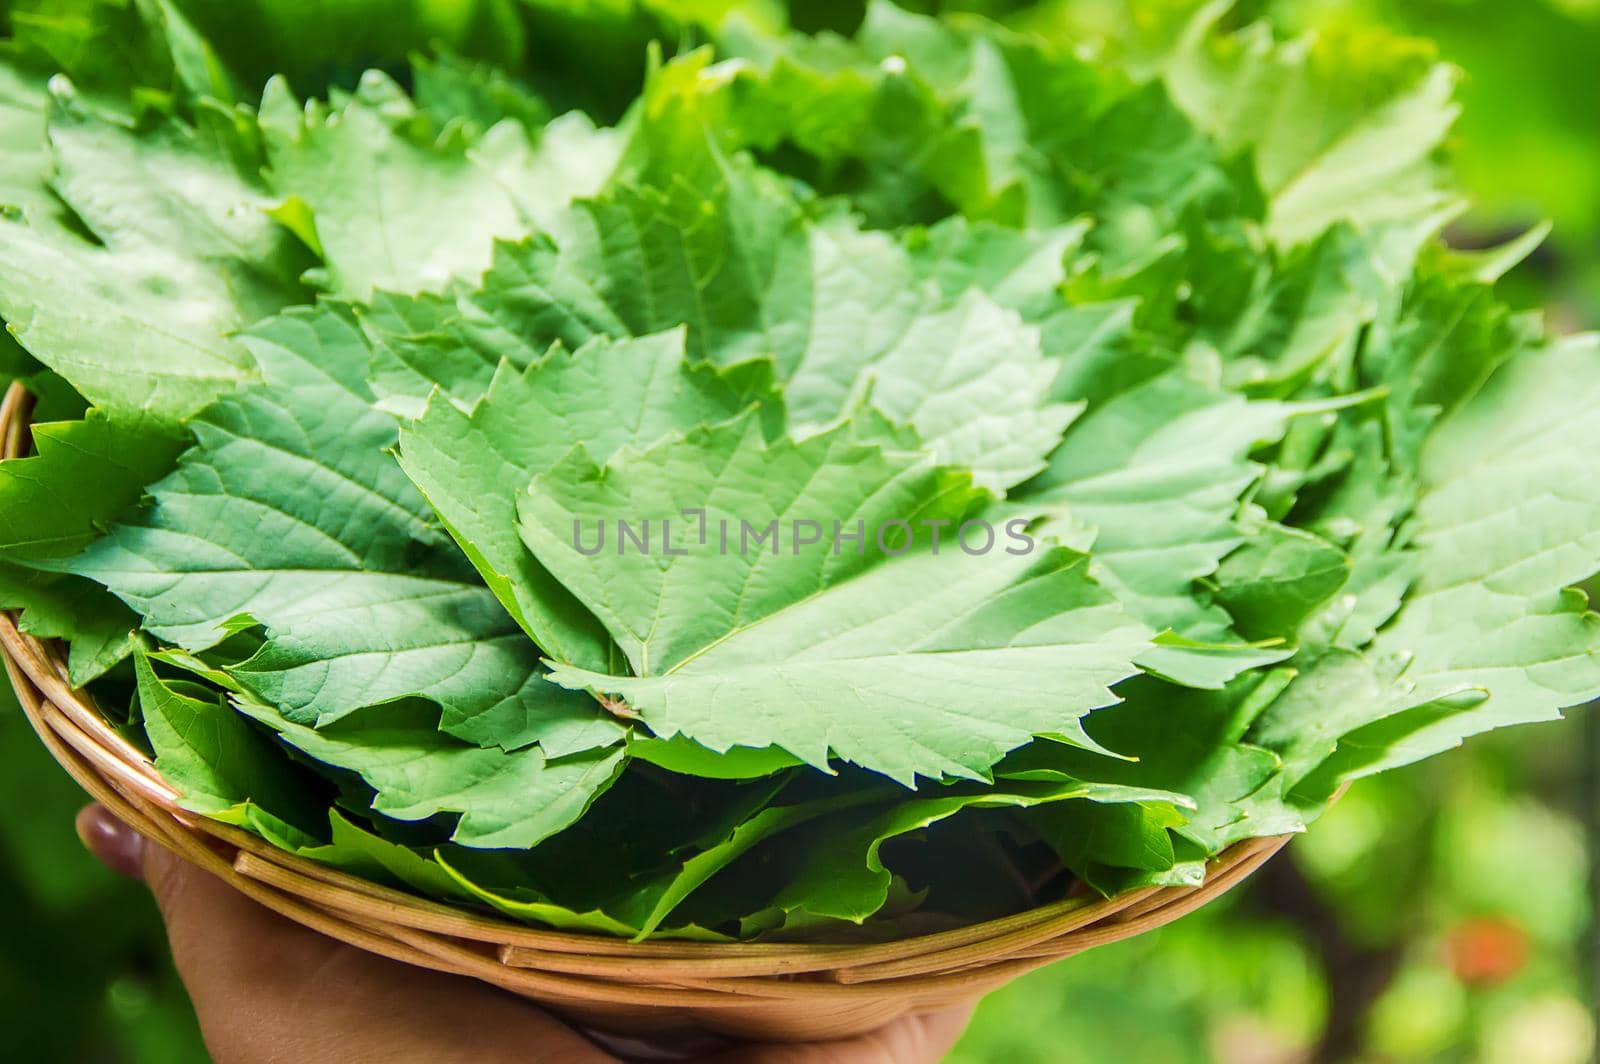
[76,804,974,1064]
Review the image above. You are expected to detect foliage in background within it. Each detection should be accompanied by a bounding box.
[0,681,205,1062]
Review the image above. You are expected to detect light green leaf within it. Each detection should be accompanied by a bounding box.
[237,698,627,850]
[410,50,551,136]
[135,649,321,844]
[1165,6,1461,244]
[1135,633,1293,692]
[437,857,648,937]
[1210,521,1351,641]
[0,562,137,685]
[0,409,184,563]
[1022,798,1197,894]
[473,110,624,231]
[522,414,988,675]
[811,286,1078,493]
[1002,671,1306,854]
[45,82,309,319]
[776,778,1187,923]
[0,64,58,223]
[527,416,1153,784]
[64,306,617,754]
[396,329,760,671]
[258,70,531,298]
[292,809,476,904]
[628,734,801,779]
[621,788,886,937]
[1269,335,1600,788]
[1021,368,1302,638]
[0,78,316,421]
[0,216,256,421]
[391,111,1073,490]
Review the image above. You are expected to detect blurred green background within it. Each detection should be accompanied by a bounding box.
[2,0,1598,1060]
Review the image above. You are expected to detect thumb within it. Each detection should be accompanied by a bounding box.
[77,804,612,1064]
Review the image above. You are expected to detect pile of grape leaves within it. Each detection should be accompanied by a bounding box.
[0,0,1594,942]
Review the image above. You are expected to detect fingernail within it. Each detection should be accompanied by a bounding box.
[75,804,146,880]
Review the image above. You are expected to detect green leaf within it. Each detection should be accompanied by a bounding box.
[0,216,257,422]
[527,416,1153,784]
[798,284,1078,493]
[628,734,802,779]
[236,698,627,850]
[134,649,322,844]
[6,0,196,103]
[410,51,551,136]
[622,788,886,937]
[775,778,1186,923]
[347,135,802,384]
[395,329,760,671]
[44,83,310,319]
[436,856,647,937]
[0,64,59,224]
[0,79,316,421]
[906,218,1086,320]
[1020,367,1303,638]
[292,809,476,904]
[717,1,1223,228]
[257,66,617,302]
[1164,6,1461,244]
[522,414,987,675]
[1022,798,1197,894]
[0,409,184,563]
[258,71,526,298]
[0,562,137,685]
[1267,336,1600,789]
[1208,223,1406,393]
[1293,419,1417,653]
[1210,520,1351,641]
[357,285,544,420]
[1135,633,1293,692]
[1003,671,1306,854]
[473,110,624,231]
[391,108,1073,490]
[63,306,618,754]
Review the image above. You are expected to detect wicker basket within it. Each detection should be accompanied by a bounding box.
[0,381,1294,1047]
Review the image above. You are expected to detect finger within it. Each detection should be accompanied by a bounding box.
[710,1004,977,1064]
[78,804,613,1064]
[76,802,145,878]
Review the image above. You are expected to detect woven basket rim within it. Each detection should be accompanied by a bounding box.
[0,379,1296,1032]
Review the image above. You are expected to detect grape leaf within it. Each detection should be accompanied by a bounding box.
[371,102,1075,490]
[396,328,763,672]
[1265,336,1600,790]
[525,415,1155,784]
[1163,4,1461,244]
[134,649,322,844]
[0,409,184,563]
[235,698,627,850]
[1020,368,1307,638]
[1003,670,1307,856]
[0,562,137,685]
[775,777,1189,923]
[63,306,619,754]
[259,65,622,300]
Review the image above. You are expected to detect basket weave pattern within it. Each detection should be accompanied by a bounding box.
[0,381,1292,1044]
